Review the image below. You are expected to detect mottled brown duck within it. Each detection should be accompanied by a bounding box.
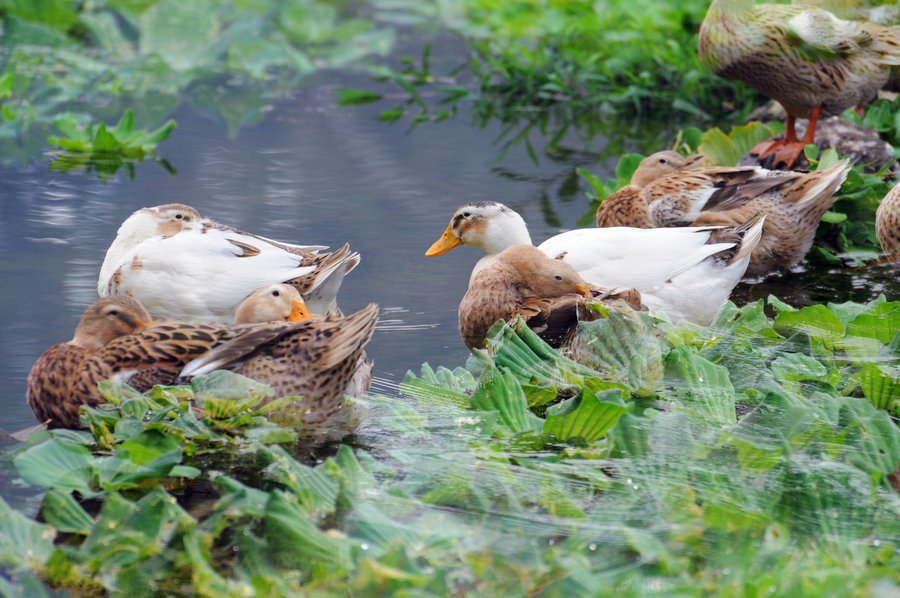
[699,0,900,168]
[596,152,851,277]
[458,245,643,350]
[26,294,378,430]
[876,181,900,261]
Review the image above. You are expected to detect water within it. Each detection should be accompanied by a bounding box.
[1,54,897,433]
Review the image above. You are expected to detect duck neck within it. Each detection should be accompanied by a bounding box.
[467,213,532,286]
[481,213,532,256]
[98,211,159,287]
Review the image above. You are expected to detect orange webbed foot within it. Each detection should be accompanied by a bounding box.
[749,139,807,169]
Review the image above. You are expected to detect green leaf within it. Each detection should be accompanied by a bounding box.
[40,490,94,534]
[336,88,383,106]
[544,388,629,443]
[0,496,55,571]
[14,439,97,497]
[774,305,845,348]
[663,347,736,423]
[470,367,542,436]
[264,491,351,571]
[614,153,643,185]
[854,364,900,412]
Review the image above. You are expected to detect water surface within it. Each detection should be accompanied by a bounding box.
[1,56,897,433]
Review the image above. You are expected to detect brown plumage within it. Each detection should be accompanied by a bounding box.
[699,0,900,167]
[26,295,378,430]
[458,245,643,350]
[228,283,374,428]
[596,152,851,277]
[876,182,900,261]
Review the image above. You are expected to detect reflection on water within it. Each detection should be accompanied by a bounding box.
[1,69,897,433]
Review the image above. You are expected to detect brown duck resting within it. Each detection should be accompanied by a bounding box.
[457,245,644,350]
[596,151,850,277]
[27,293,378,430]
[876,181,900,262]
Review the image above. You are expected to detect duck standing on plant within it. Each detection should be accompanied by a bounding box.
[698,0,900,168]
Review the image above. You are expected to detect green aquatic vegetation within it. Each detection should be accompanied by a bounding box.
[356,0,758,121]
[0,0,395,169]
[1,296,897,594]
[45,109,176,181]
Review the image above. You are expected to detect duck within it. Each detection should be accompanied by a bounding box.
[229,283,374,407]
[426,201,765,325]
[698,0,900,168]
[26,294,379,431]
[876,181,900,261]
[596,152,851,277]
[98,204,360,323]
[458,245,643,350]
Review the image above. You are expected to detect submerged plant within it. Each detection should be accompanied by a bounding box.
[46,109,176,181]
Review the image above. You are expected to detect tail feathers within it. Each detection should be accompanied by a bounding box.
[707,214,766,265]
[301,243,360,315]
[732,213,766,263]
[788,160,850,212]
[315,304,379,370]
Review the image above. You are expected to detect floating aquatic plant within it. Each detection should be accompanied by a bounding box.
[1,296,897,594]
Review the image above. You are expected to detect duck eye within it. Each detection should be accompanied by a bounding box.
[272,290,280,297]
[463,212,471,218]
[659,158,666,164]
[108,309,119,317]
[175,214,183,219]
[554,275,563,281]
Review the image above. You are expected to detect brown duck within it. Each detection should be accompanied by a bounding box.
[458,245,643,350]
[596,152,851,277]
[876,181,900,261]
[699,0,900,168]
[230,283,374,410]
[27,293,378,429]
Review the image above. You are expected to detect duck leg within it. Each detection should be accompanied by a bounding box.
[750,107,820,169]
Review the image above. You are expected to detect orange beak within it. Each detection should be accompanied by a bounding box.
[576,282,593,298]
[287,299,311,322]
[425,224,462,257]
[135,319,151,330]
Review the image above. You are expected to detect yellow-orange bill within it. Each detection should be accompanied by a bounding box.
[575,282,592,298]
[135,319,152,329]
[287,299,311,322]
[425,224,462,257]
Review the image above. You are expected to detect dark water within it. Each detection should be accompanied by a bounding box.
[1,54,898,433]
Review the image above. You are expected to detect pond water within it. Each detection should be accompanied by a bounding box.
[0,35,897,435]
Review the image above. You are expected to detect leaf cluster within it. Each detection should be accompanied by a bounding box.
[2,295,897,595]
[0,0,395,168]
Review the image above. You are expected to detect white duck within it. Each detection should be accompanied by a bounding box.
[98,204,359,323]
[425,201,764,325]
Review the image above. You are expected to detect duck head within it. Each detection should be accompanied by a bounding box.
[490,245,592,299]
[631,151,705,188]
[234,284,311,324]
[426,201,533,258]
[72,295,152,351]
